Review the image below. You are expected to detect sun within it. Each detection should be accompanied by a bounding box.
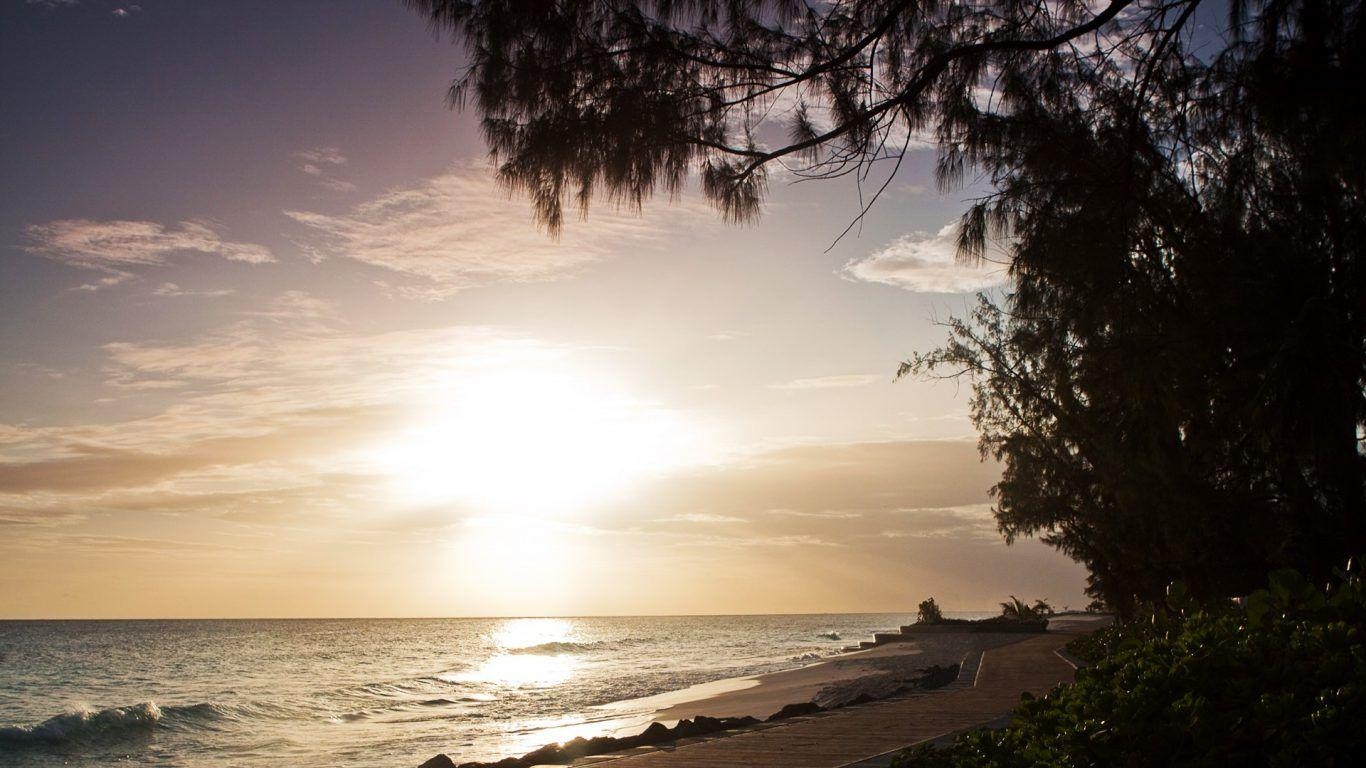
[369,361,699,514]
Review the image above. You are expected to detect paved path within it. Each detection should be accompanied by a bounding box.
[570,619,1101,768]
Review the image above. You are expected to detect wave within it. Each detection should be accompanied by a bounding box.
[161,700,303,724]
[0,702,162,746]
[0,697,326,748]
[507,637,648,655]
[507,640,604,654]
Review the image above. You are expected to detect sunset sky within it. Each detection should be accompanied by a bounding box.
[0,0,1087,619]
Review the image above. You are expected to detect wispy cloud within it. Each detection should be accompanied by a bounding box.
[769,374,885,390]
[24,219,275,288]
[842,223,1007,293]
[655,513,747,524]
[880,504,999,541]
[0,292,661,536]
[295,146,355,192]
[296,147,346,169]
[286,164,707,299]
[152,282,234,298]
[766,508,863,519]
[74,273,134,292]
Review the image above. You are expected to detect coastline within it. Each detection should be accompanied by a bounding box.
[427,629,1059,768]
[618,630,1032,722]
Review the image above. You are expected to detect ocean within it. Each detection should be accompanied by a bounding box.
[0,613,990,768]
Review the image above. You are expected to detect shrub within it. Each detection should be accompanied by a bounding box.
[917,598,945,624]
[893,563,1366,768]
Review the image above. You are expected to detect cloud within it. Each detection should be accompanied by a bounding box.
[111,5,141,17]
[74,273,133,292]
[842,223,1007,293]
[152,282,234,298]
[0,409,397,494]
[297,147,347,168]
[286,164,706,299]
[0,507,85,527]
[24,220,275,280]
[655,513,747,524]
[0,291,669,534]
[769,374,884,390]
[594,440,1002,544]
[881,504,999,541]
[766,508,863,519]
[295,147,355,192]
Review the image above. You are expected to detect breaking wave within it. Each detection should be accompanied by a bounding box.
[0,702,163,746]
[0,698,321,748]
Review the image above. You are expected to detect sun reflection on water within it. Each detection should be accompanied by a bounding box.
[466,654,578,687]
[494,618,576,650]
[455,618,583,688]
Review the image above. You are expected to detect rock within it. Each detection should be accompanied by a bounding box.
[583,736,618,754]
[639,721,671,741]
[919,663,960,689]
[436,712,763,768]
[767,702,825,721]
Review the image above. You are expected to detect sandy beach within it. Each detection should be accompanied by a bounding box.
[652,633,1030,720]
[561,628,1047,747]
[425,619,1113,768]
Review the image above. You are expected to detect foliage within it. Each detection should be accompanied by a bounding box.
[409,0,1366,611]
[917,597,945,624]
[407,0,1189,233]
[998,596,1053,621]
[902,0,1366,611]
[892,564,1366,768]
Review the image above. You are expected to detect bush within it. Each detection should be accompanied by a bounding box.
[918,597,945,624]
[998,596,1052,621]
[893,563,1366,768]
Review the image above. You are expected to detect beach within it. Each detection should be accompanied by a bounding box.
[609,631,1031,723]
[433,616,1110,768]
[0,613,980,768]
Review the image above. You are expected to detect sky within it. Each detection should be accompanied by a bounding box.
[0,0,1088,619]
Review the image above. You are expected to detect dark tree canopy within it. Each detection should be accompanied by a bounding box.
[406,0,1153,231]
[900,0,1366,610]
[409,0,1366,612]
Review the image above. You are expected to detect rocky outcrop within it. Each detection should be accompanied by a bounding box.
[437,715,760,768]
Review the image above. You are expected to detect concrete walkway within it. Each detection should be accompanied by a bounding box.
[570,619,1101,768]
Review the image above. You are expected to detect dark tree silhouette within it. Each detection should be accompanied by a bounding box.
[902,0,1365,611]
[408,0,1365,611]
[405,0,1170,231]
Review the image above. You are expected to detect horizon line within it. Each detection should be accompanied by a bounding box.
[0,608,1014,622]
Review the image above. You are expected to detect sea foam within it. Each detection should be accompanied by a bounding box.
[0,702,162,745]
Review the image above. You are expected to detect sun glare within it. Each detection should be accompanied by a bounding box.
[450,619,582,688]
[370,362,700,514]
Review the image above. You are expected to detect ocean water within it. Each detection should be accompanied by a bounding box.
[0,613,988,768]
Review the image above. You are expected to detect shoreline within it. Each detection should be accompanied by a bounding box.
[426,629,1055,768]
[617,630,1031,722]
